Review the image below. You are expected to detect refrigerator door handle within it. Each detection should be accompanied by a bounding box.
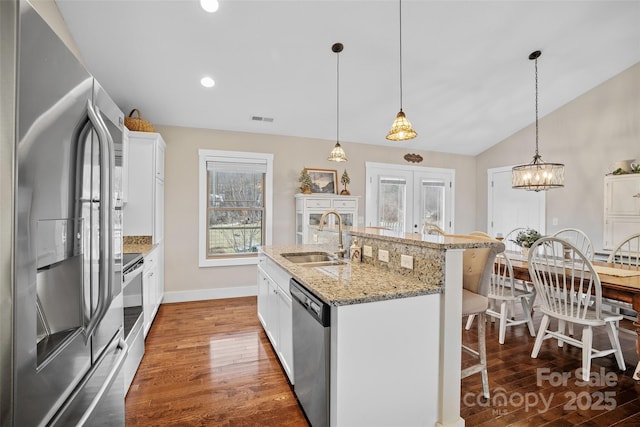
[84,100,113,341]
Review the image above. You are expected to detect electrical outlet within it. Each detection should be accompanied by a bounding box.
[378,249,389,262]
[401,254,413,269]
[552,217,559,226]
[363,245,372,257]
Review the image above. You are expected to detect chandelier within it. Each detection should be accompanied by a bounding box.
[512,50,564,191]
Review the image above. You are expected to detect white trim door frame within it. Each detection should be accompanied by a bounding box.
[365,162,455,234]
[487,166,545,238]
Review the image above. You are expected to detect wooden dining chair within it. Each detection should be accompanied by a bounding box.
[605,232,640,333]
[460,239,503,399]
[528,237,626,381]
[466,252,536,344]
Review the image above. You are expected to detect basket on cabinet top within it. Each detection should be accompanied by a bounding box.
[124,108,155,132]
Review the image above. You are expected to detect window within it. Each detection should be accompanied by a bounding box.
[199,150,273,267]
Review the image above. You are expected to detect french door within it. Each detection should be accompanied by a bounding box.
[365,162,455,234]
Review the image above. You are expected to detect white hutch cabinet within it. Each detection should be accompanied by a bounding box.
[295,194,359,244]
[603,174,640,250]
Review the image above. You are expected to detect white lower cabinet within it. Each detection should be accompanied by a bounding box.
[257,253,294,383]
[142,245,164,337]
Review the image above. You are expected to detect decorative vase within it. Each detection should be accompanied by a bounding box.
[522,247,530,258]
[302,185,312,194]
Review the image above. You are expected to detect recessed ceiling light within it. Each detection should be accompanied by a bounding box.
[200,0,219,13]
[200,76,215,88]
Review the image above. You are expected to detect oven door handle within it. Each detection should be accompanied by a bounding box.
[123,264,144,287]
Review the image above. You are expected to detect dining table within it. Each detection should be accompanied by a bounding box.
[506,251,640,380]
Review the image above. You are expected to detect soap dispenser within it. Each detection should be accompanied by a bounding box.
[350,238,362,263]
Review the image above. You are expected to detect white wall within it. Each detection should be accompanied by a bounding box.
[157,126,476,295]
[29,0,85,64]
[475,62,640,251]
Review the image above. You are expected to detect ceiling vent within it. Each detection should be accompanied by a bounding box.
[251,115,274,123]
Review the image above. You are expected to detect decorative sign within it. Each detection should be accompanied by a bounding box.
[404,153,423,163]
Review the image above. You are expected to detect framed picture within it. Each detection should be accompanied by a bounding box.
[305,168,337,194]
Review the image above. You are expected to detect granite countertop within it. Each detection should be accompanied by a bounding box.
[260,244,443,306]
[123,243,157,256]
[349,227,503,249]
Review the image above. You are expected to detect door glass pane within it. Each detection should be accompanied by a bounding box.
[420,180,445,230]
[378,177,406,232]
[341,213,354,227]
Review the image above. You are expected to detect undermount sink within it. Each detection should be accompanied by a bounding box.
[281,251,346,267]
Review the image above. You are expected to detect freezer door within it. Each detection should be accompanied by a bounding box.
[49,330,128,427]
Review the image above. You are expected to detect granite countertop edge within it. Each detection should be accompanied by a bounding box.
[261,244,443,307]
[349,227,502,249]
[123,243,158,256]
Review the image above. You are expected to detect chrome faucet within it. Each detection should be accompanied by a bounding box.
[318,210,346,258]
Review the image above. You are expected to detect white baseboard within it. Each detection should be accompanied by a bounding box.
[162,285,257,304]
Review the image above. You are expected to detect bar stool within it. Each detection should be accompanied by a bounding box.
[461,241,503,399]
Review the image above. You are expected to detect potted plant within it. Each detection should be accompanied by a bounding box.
[298,169,312,194]
[340,169,351,195]
[511,228,542,256]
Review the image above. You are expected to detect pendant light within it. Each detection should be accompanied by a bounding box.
[386,0,417,142]
[512,50,564,191]
[328,42,348,162]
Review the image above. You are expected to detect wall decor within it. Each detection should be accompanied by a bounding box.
[404,153,423,163]
[298,168,313,193]
[305,168,338,194]
[340,169,351,195]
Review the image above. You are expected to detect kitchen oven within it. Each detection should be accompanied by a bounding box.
[123,253,144,334]
[122,252,145,391]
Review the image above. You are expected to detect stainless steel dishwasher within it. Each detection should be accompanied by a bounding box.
[290,278,331,427]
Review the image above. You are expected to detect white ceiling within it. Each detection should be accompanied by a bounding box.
[56,0,640,156]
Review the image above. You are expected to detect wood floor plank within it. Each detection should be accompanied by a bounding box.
[126,297,639,426]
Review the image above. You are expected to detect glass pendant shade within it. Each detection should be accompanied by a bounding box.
[386,109,417,141]
[512,155,565,191]
[328,142,347,162]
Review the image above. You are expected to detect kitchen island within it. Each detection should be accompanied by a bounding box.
[259,229,502,427]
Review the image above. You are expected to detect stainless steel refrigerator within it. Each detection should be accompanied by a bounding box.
[1,1,128,425]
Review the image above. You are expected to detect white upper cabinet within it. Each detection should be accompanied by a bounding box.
[604,174,640,249]
[155,141,165,181]
[605,174,640,216]
[124,131,166,243]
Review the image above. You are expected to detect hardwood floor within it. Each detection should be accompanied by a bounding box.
[125,297,307,426]
[126,297,640,426]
